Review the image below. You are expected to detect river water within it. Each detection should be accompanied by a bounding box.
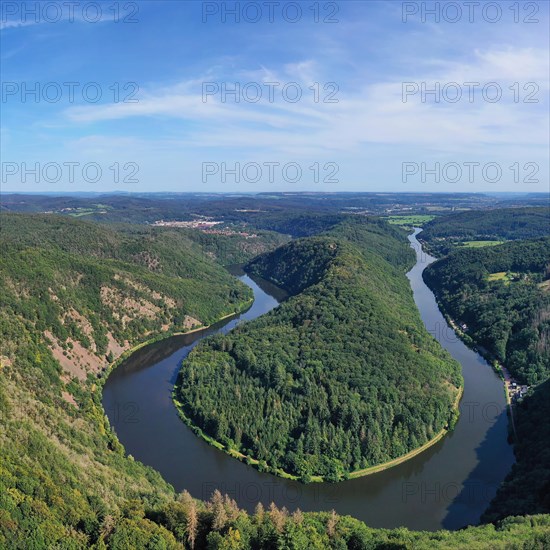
[102,231,514,530]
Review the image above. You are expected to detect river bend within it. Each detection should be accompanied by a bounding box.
[103,233,514,530]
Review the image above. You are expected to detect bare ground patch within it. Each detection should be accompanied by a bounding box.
[44,330,105,380]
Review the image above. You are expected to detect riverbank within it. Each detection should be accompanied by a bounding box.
[426,287,506,378]
[171,389,305,481]
[104,240,513,529]
[170,231,466,484]
[422,280,519,442]
[349,385,463,479]
[98,298,253,392]
[172,360,464,484]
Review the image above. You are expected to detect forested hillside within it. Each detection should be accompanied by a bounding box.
[484,379,550,523]
[175,218,462,481]
[2,212,550,546]
[1,214,254,378]
[421,219,550,536]
[181,228,289,265]
[424,238,550,384]
[421,207,549,256]
[0,213,251,546]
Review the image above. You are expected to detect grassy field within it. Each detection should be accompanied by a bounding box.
[460,240,505,248]
[62,204,113,217]
[69,209,107,217]
[487,271,508,281]
[487,271,517,285]
[385,214,436,227]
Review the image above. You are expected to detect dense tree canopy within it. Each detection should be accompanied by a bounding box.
[421,207,549,256]
[176,218,462,481]
[421,216,550,533]
[1,214,255,349]
[484,379,550,524]
[1,212,550,547]
[0,214,252,545]
[424,238,550,384]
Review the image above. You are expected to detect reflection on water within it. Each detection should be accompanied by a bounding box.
[103,246,514,531]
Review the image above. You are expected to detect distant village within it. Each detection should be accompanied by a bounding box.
[152,218,258,238]
[152,219,223,229]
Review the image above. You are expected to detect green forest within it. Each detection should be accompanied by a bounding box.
[424,238,550,384]
[421,207,549,256]
[1,211,550,547]
[0,214,255,359]
[423,228,550,532]
[483,378,550,523]
[175,218,462,481]
[182,229,289,266]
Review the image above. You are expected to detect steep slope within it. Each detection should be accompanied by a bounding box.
[483,379,550,523]
[0,213,252,547]
[175,218,462,481]
[424,238,550,384]
[1,214,254,382]
[425,236,550,526]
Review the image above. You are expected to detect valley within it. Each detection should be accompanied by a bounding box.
[3,1,549,545]
[0,199,549,548]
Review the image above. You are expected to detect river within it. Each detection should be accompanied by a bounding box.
[102,230,514,531]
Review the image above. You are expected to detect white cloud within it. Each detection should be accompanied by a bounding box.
[61,46,548,160]
[438,48,550,85]
[0,19,41,31]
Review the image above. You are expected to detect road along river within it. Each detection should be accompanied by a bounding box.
[103,233,514,531]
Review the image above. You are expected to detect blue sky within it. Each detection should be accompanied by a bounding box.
[1,0,549,192]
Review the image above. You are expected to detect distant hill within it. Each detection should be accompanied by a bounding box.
[421,207,550,256]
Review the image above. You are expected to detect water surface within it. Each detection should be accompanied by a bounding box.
[103,235,514,530]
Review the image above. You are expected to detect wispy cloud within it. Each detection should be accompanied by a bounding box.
[61,46,549,158]
[2,1,548,191]
[0,19,41,30]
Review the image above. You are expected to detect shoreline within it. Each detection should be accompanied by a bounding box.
[419,228,517,442]
[425,292,518,442]
[170,233,466,484]
[172,375,464,484]
[98,298,254,399]
[349,385,463,479]
[424,285,510,386]
[416,234,507,381]
[104,235,468,485]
